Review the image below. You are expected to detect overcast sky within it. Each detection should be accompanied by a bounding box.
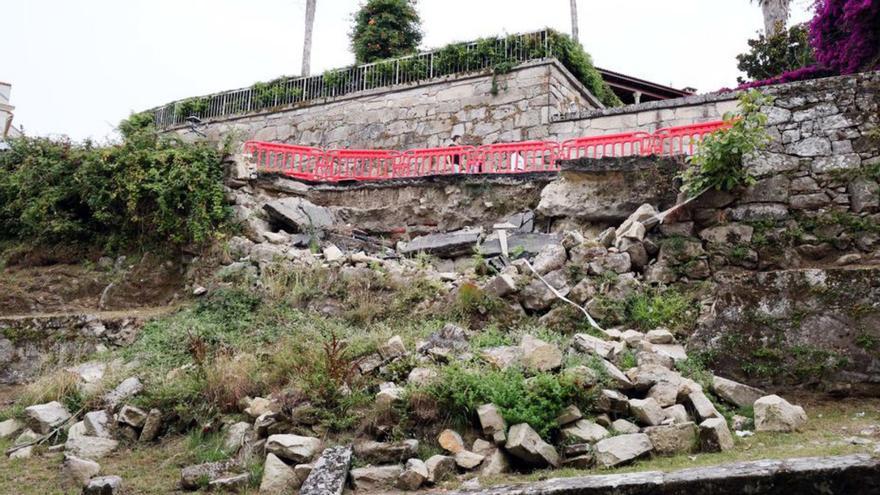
[3,0,814,141]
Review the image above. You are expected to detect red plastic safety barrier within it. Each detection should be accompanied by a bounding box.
[244,141,327,180]
[325,149,401,181]
[476,141,560,174]
[246,120,731,182]
[653,120,732,156]
[560,131,653,160]
[399,145,478,177]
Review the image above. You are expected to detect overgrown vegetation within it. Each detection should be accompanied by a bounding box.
[679,90,773,196]
[0,113,230,253]
[736,23,815,83]
[350,0,423,64]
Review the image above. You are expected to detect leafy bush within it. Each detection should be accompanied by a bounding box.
[679,90,773,196]
[350,0,423,64]
[428,365,586,437]
[736,24,815,83]
[0,114,229,251]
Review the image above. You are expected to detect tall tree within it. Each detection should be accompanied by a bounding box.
[350,0,422,63]
[755,0,792,36]
[301,0,317,76]
[570,0,579,43]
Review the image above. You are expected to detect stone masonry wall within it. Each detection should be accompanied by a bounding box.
[178,60,598,150]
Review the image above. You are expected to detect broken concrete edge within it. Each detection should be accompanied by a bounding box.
[253,170,558,192]
[558,155,687,174]
[430,454,880,494]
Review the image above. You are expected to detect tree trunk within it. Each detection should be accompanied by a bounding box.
[301,0,317,76]
[570,0,579,43]
[761,0,790,36]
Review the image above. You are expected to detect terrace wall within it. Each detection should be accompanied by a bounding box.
[176,60,599,150]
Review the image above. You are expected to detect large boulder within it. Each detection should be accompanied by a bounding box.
[505,423,559,467]
[699,417,735,452]
[397,458,428,491]
[401,229,481,258]
[594,433,653,467]
[24,401,71,434]
[260,453,300,494]
[350,465,403,491]
[61,454,100,490]
[266,434,322,464]
[263,197,334,232]
[477,403,507,445]
[754,395,808,432]
[354,439,419,464]
[300,445,352,495]
[562,419,610,443]
[65,436,118,460]
[712,376,765,409]
[519,335,562,371]
[629,398,666,426]
[644,422,697,455]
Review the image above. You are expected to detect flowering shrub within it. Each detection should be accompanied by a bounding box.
[809,0,880,74]
[736,0,879,88]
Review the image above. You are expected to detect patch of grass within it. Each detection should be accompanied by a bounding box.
[855,332,879,350]
[625,288,697,331]
[186,429,233,464]
[428,365,588,438]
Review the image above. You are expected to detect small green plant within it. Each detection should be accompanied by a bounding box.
[856,333,879,350]
[680,90,774,197]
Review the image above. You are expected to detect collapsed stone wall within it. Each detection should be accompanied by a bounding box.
[177,60,597,150]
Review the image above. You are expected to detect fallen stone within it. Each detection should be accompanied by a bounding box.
[9,446,32,459]
[556,405,582,426]
[602,359,634,390]
[425,455,456,484]
[65,436,118,460]
[266,434,322,463]
[479,233,562,257]
[263,197,334,232]
[597,389,630,414]
[397,458,428,490]
[402,229,482,258]
[454,450,485,470]
[438,429,466,454]
[379,335,407,360]
[350,464,403,491]
[653,344,688,362]
[68,421,88,440]
[520,269,569,311]
[481,448,511,475]
[0,418,23,439]
[477,403,507,444]
[630,398,666,426]
[688,391,722,421]
[61,454,100,489]
[594,433,654,468]
[648,381,680,408]
[562,419,610,443]
[24,401,71,434]
[300,445,352,495]
[754,395,808,432]
[407,367,438,387]
[646,329,675,344]
[83,475,122,495]
[260,453,299,494]
[483,273,519,298]
[505,423,559,467]
[322,244,344,263]
[243,396,277,418]
[612,419,641,434]
[573,333,615,359]
[14,428,39,446]
[699,417,735,452]
[208,473,249,491]
[103,377,143,409]
[645,422,697,455]
[532,244,567,275]
[354,439,419,464]
[180,460,239,490]
[375,382,404,407]
[519,334,563,371]
[117,405,148,428]
[480,345,522,370]
[712,376,765,409]
[223,422,252,452]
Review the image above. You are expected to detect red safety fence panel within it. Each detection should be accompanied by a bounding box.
[243,120,731,182]
[399,146,478,177]
[244,141,327,180]
[476,141,560,174]
[652,120,732,156]
[560,131,653,160]
[325,149,401,181]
